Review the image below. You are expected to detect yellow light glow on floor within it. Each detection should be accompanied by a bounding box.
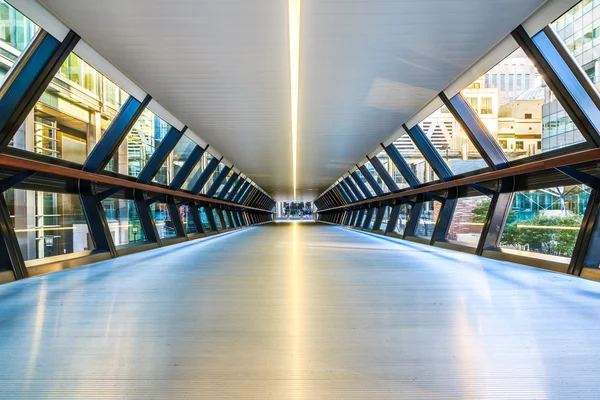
[289,0,301,201]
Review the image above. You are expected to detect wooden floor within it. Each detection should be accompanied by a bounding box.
[0,223,599,399]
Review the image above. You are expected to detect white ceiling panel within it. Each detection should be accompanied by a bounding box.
[37,0,548,199]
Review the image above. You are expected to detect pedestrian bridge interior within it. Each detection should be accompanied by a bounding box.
[0,0,599,398]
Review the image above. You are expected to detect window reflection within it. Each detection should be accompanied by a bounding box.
[212,208,222,229]
[106,109,171,177]
[5,189,93,260]
[178,205,196,234]
[153,134,197,186]
[151,202,177,239]
[102,198,146,247]
[199,207,212,232]
[182,152,212,192]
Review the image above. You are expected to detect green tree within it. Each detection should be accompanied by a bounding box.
[471,199,491,223]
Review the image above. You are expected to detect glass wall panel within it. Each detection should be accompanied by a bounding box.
[357,210,367,228]
[377,206,392,232]
[182,152,211,192]
[222,210,231,228]
[5,189,93,261]
[390,133,439,184]
[215,170,234,198]
[394,204,412,235]
[224,177,241,199]
[414,201,441,238]
[418,106,489,175]
[9,51,130,165]
[364,161,389,193]
[367,209,377,229]
[199,207,212,232]
[179,205,196,234]
[106,109,171,177]
[461,47,583,159]
[102,198,146,246]
[446,195,491,247]
[500,185,590,258]
[391,163,410,190]
[0,1,38,85]
[211,208,222,229]
[153,134,197,185]
[354,169,375,196]
[203,162,224,194]
[151,202,177,239]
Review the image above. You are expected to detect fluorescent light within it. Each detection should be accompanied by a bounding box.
[289,0,301,201]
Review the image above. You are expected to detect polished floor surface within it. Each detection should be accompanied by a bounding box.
[0,223,599,399]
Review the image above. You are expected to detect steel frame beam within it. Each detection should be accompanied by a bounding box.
[440,93,509,170]
[138,127,186,184]
[513,25,600,147]
[382,144,420,188]
[0,30,80,148]
[191,156,222,195]
[404,124,453,182]
[351,171,374,198]
[170,145,206,190]
[206,166,232,198]
[367,155,399,192]
[85,95,152,173]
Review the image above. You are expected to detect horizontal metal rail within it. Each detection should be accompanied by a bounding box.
[317,147,600,212]
[0,154,274,213]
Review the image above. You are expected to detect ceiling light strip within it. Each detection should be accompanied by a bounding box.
[289,0,301,201]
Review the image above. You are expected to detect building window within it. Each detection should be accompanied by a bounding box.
[524,73,530,89]
[481,97,492,114]
[516,74,522,90]
[485,74,490,88]
[499,140,508,149]
[516,141,524,150]
[472,82,481,89]
[537,141,542,150]
[500,74,506,90]
[467,97,478,111]
[524,113,533,119]
[508,74,514,91]
[492,74,497,88]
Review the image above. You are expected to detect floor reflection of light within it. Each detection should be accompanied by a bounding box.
[290,221,303,397]
[24,279,48,388]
